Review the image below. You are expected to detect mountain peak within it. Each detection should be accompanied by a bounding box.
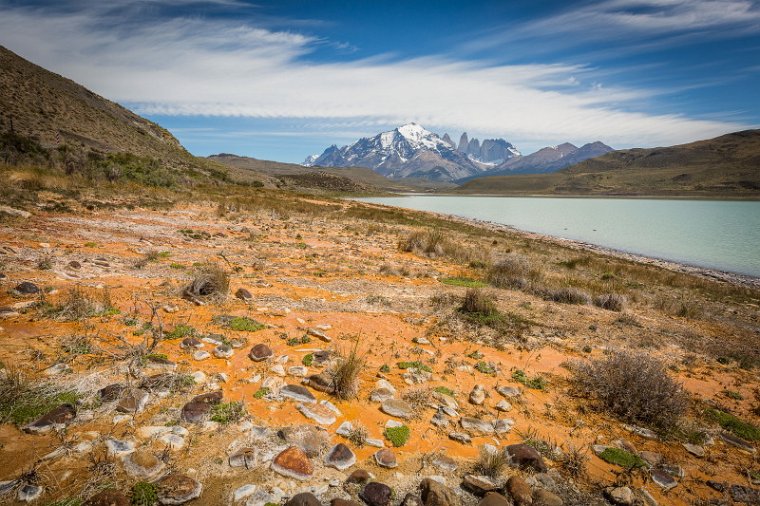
[396,123,432,142]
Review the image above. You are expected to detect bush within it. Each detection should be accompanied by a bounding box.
[594,293,627,312]
[542,287,591,305]
[47,287,117,320]
[383,425,410,447]
[0,367,80,426]
[512,369,547,390]
[487,255,531,289]
[183,263,229,301]
[398,229,478,263]
[210,401,245,424]
[572,351,688,432]
[131,481,158,506]
[330,342,365,400]
[460,288,497,315]
[474,446,508,477]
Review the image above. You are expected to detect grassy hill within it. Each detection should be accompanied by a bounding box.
[456,130,760,198]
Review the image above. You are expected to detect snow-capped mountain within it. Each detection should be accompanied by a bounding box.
[453,132,521,165]
[306,123,520,181]
[302,154,319,167]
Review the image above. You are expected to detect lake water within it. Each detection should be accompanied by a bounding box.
[357,196,760,278]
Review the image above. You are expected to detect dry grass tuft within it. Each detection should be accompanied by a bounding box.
[572,350,688,432]
[594,293,627,311]
[540,286,592,305]
[474,446,508,478]
[330,341,365,400]
[487,254,531,289]
[398,229,481,264]
[460,288,498,315]
[183,263,229,301]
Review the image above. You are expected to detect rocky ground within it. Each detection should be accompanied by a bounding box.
[0,196,758,506]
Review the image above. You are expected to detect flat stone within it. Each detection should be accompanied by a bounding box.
[347,469,373,485]
[306,328,332,342]
[106,438,135,457]
[156,473,203,505]
[123,450,166,480]
[460,417,495,435]
[325,443,357,470]
[233,484,257,502]
[730,484,760,504]
[229,447,258,468]
[682,443,705,457]
[281,384,316,403]
[420,477,458,506]
[496,386,521,398]
[193,350,210,361]
[370,388,395,402]
[431,411,449,428]
[624,425,658,440]
[236,288,253,301]
[720,431,756,452]
[289,365,308,377]
[116,388,149,413]
[639,451,663,467]
[494,418,514,434]
[380,399,414,419]
[285,492,321,506]
[181,391,222,423]
[336,421,354,436]
[304,373,335,394]
[430,454,458,472]
[271,446,313,480]
[533,489,563,506]
[505,444,547,472]
[448,432,472,444]
[469,384,486,405]
[461,475,498,496]
[249,343,273,361]
[297,402,337,425]
[180,337,203,349]
[605,486,635,506]
[495,400,512,412]
[17,484,43,502]
[374,448,397,468]
[651,470,678,491]
[14,281,40,295]
[84,490,130,506]
[99,383,126,402]
[214,344,233,358]
[23,403,76,433]
[360,482,393,506]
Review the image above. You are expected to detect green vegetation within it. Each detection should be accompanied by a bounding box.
[0,369,80,426]
[724,390,744,400]
[467,350,484,359]
[131,481,158,506]
[287,335,311,346]
[45,287,119,321]
[210,401,245,424]
[598,447,646,469]
[434,386,455,396]
[512,369,547,390]
[253,387,270,399]
[474,446,508,478]
[179,229,211,240]
[302,353,314,366]
[708,409,760,441]
[141,353,169,365]
[383,425,411,447]
[379,364,391,373]
[440,277,487,288]
[164,323,195,340]
[397,361,432,373]
[223,316,265,332]
[475,361,497,375]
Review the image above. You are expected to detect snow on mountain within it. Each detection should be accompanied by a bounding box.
[302,154,319,166]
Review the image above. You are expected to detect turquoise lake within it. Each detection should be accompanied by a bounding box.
[357,196,760,278]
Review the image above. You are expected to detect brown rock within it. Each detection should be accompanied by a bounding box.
[304,373,335,394]
[99,383,125,402]
[505,444,547,472]
[506,476,532,506]
[272,446,313,480]
[461,475,497,496]
[332,500,362,506]
[84,490,129,506]
[116,388,149,413]
[285,492,321,506]
[420,477,460,506]
[155,473,203,504]
[346,469,372,485]
[478,492,511,506]
[23,403,76,433]
[374,448,397,468]
[249,343,273,361]
[180,391,222,423]
[235,287,253,301]
[360,482,393,506]
[533,489,563,506]
[401,494,423,506]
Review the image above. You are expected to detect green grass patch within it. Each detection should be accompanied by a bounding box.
[379,364,390,373]
[164,323,195,340]
[302,354,313,366]
[475,361,497,375]
[213,315,265,332]
[287,335,311,346]
[210,401,245,424]
[253,387,270,399]
[131,481,158,506]
[440,277,487,288]
[708,409,760,441]
[512,369,547,390]
[0,383,80,426]
[169,263,185,269]
[724,390,744,400]
[434,386,455,397]
[384,425,411,447]
[598,447,646,469]
[397,361,432,373]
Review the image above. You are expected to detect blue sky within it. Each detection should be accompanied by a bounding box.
[1,0,759,162]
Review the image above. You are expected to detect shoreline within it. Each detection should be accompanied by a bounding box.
[354,199,760,289]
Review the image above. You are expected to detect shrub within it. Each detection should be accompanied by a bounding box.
[330,342,365,400]
[512,369,547,390]
[164,323,195,339]
[539,287,591,305]
[0,367,80,426]
[253,387,270,399]
[707,409,760,441]
[398,229,477,263]
[594,293,627,312]
[475,361,497,375]
[460,288,497,315]
[302,353,314,366]
[598,447,646,469]
[384,425,410,447]
[474,446,508,477]
[210,401,245,424]
[487,255,531,289]
[561,444,588,478]
[572,351,688,432]
[183,263,229,301]
[397,361,432,373]
[131,481,158,506]
[347,425,368,447]
[47,287,117,320]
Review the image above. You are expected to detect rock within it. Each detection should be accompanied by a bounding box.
[460,417,495,435]
[605,487,635,506]
[336,421,355,436]
[193,350,210,361]
[494,419,514,434]
[325,443,357,470]
[281,384,317,403]
[469,385,486,405]
[156,473,203,505]
[625,425,658,440]
[123,450,166,480]
[430,454,457,472]
[505,444,547,472]
[180,337,203,349]
[682,443,705,457]
[297,402,337,425]
[14,281,39,295]
[68,261,82,269]
[84,490,130,505]
[461,475,497,496]
[214,344,233,358]
[307,328,332,342]
[305,373,335,394]
[271,446,313,480]
[249,343,273,361]
[229,447,258,468]
[23,403,76,433]
[532,489,563,506]
[478,492,511,506]
[448,432,471,444]
[44,362,70,376]
[374,448,398,468]
[360,482,393,506]
[381,399,414,419]
[495,400,512,412]
[430,410,449,428]
[236,288,253,301]
[99,383,125,402]
[370,388,395,402]
[347,469,373,485]
[650,470,677,491]
[289,365,308,377]
[639,451,663,467]
[0,206,31,218]
[233,484,257,502]
[730,484,760,504]
[181,391,222,423]
[285,492,321,506]
[720,431,755,452]
[506,476,532,506]
[270,363,286,376]
[116,388,149,413]
[17,483,43,502]
[106,438,135,457]
[420,477,459,506]
[333,500,362,506]
[496,386,521,398]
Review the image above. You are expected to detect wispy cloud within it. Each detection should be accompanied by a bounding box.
[0,1,750,150]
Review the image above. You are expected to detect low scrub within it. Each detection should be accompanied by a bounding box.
[598,447,646,469]
[540,287,592,305]
[707,409,760,441]
[0,367,80,426]
[46,287,118,321]
[512,369,547,390]
[210,401,246,424]
[594,293,627,312]
[440,277,487,288]
[383,425,410,447]
[487,255,532,289]
[183,263,229,301]
[572,350,688,432]
[330,342,365,400]
[398,229,479,263]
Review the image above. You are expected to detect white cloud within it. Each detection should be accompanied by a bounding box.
[0,1,750,150]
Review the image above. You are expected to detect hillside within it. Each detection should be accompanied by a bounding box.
[456,130,760,197]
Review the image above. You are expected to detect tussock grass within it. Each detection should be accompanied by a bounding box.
[487,254,533,289]
[0,366,80,426]
[572,350,688,432]
[474,446,508,478]
[46,287,118,321]
[330,341,365,400]
[399,229,481,264]
[594,293,627,311]
[183,263,229,301]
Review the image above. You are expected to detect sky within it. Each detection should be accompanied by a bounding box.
[0,0,759,162]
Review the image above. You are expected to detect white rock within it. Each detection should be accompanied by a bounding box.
[234,484,257,502]
[193,350,211,361]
